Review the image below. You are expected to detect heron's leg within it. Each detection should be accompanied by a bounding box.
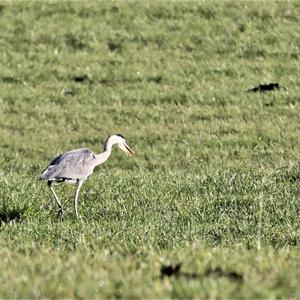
[74,180,84,219]
[47,181,64,219]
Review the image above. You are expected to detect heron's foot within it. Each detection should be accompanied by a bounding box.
[57,208,64,220]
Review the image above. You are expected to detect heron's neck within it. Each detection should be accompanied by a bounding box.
[94,141,114,167]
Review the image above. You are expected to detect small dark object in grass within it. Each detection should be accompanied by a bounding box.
[107,39,124,52]
[0,207,26,225]
[160,263,202,279]
[2,76,19,83]
[160,264,243,282]
[205,266,243,282]
[73,75,89,83]
[264,102,274,107]
[247,83,285,93]
[160,263,181,278]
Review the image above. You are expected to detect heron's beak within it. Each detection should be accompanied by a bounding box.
[124,142,134,156]
[119,141,134,156]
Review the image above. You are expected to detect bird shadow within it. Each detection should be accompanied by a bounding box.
[0,206,27,225]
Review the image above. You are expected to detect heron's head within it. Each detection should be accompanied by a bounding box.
[106,134,134,156]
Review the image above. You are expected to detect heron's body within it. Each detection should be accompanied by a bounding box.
[41,148,98,183]
[40,134,134,219]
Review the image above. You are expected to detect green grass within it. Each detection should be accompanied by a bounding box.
[0,0,300,298]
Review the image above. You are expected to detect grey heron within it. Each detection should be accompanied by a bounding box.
[40,134,134,219]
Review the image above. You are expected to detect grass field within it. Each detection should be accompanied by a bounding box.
[0,0,300,298]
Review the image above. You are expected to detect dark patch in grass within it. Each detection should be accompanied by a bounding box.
[264,102,274,107]
[0,206,27,225]
[98,77,142,85]
[160,264,202,280]
[0,4,5,14]
[110,5,119,13]
[72,74,90,83]
[160,263,182,278]
[160,264,243,282]
[237,23,246,32]
[205,266,244,282]
[286,174,300,184]
[65,32,90,50]
[275,167,300,184]
[147,75,162,84]
[107,38,124,52]
[1,76,20,84]
[247,83,285,93]
[99,78,110,84]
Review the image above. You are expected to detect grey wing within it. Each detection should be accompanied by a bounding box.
[41,148,96,181]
